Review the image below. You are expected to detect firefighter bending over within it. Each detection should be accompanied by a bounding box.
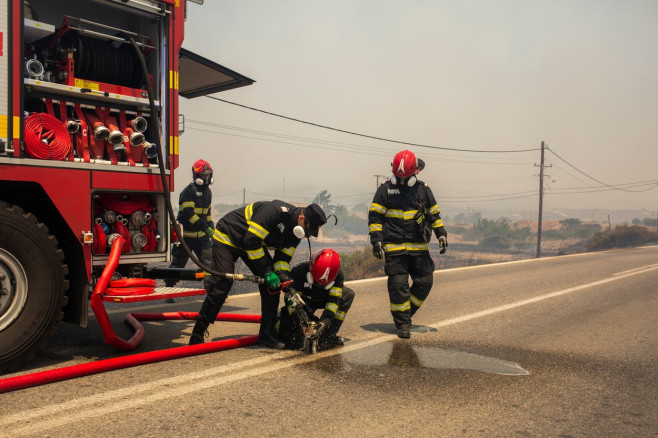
[189,201,327,348]
[368,150,448,339]
[166,159,215,291]
[277,248,354,350]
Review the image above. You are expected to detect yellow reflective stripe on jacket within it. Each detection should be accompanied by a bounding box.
[212,229,238,249]
[390,301,411,312]
[280,246,295,257]
[432,218,444,228]
[247,221,268,240]
[244,203,254,220]
[369,223,382,232]
[189,214,200,224]
[369,203,386,214]
[273,261,291,272]
[183,230,206,238]
[194,207,210,214]
[410,293,424,307]
[246,247,265,260]
[429,204,440,215]
[335,309,346,321]
[328,286,342,298]
[384,209,419,220]
[383,242,429,252]
[180,201,195,209]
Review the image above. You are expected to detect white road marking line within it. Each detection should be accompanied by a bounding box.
[4,262,657,436]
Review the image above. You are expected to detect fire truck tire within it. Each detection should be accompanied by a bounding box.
[0,201,69,372]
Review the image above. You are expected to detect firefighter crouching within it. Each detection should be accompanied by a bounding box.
[368,150,448,339]
[277,248,354,350]
[190,201,327,348]
[166,159,215,291]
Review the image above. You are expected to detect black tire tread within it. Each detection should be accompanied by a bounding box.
[0,201,69,372]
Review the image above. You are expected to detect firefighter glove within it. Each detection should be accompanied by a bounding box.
[291,292,306,309]
[372,241,383,259]
[263,271,281,290]
[205,227,214,238]
[438,235,448,254]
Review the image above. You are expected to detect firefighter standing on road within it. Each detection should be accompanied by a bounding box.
[368,150,448,339]
[166,159,214,291]
[189,201,327,348]
[277,248,354,350]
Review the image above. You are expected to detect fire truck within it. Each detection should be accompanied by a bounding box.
[0,0,254,371]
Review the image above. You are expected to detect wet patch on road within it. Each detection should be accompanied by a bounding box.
[341,342,529,376]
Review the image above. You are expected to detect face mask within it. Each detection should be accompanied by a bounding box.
[390,175,417,187]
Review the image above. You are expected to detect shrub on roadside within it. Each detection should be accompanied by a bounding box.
[340,246,385,280]
[587,225,658,251]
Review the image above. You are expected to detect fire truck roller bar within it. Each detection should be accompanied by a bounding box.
[0,0,254,372]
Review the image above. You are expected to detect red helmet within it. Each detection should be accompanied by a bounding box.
[192,159,213,185]
[392,150,419,178]
[308,248,341,287]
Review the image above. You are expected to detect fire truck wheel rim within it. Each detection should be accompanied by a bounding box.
[0,248,28,332]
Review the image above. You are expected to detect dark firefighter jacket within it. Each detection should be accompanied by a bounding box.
[177,183,213,239]
[212,200,302,277]
[285,262,347,326]
[368,180,446,255]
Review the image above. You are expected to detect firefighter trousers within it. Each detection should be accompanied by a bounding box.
[199,243,280,337]
[384,253,435,329]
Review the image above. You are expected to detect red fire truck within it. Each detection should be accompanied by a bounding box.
[0,0,254,371]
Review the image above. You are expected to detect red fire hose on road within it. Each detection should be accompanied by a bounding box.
[0,335,258,393]
[0,236,262,394]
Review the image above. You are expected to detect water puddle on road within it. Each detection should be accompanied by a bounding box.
[342,342,529,376]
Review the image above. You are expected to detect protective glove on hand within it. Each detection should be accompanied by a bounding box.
[372,241,383,259]
[263,271,281,290]
[290,292,306,309]
[205,227,214,238]
[438,235,448,254]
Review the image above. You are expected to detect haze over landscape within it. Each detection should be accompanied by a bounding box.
[177,1,658,224]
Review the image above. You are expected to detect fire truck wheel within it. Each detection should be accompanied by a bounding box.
[0,202,69,372]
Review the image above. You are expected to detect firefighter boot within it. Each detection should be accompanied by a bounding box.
[319,324,344,349]
[189,318,209,345]
[396,325,411,339]
[189,291,228,345]
[258,327,285,349]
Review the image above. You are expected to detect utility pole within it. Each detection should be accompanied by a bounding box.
[242,188,246,205]
[535,141,551,258]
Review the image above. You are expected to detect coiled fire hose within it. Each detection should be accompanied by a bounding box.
[24,112,71,160]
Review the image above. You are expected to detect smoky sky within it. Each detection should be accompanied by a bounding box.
[177,0,658,217]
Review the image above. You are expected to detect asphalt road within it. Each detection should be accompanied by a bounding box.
[1,246,657,437]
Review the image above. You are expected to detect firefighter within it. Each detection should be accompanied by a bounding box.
[278,248,354,350]
[165,159,214,292]
[368,150,448,339]
[189,201,328,348]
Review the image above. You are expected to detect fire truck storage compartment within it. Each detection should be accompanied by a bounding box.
[21,0,167,166]
[91,191,168,266]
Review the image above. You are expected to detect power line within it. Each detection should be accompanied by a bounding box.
[546,146,654,193]
[205,96,539,154]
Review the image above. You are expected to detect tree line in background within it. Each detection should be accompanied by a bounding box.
[211,191,658,279]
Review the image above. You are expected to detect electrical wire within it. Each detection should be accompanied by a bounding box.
[205,96,539,154]
[546,146,654,193]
